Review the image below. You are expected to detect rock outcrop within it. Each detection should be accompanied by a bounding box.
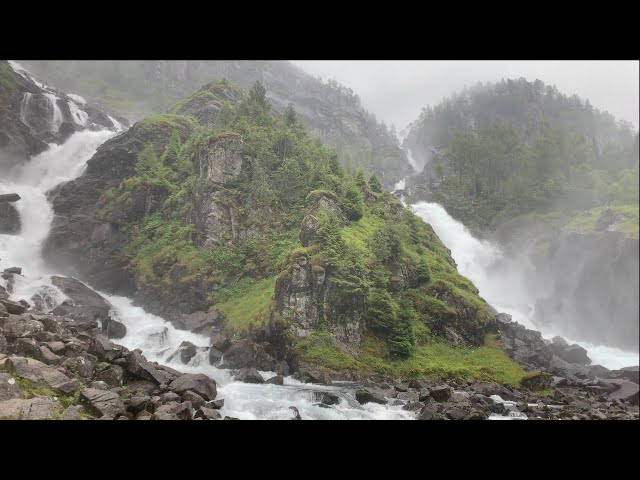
[0,193,21,235]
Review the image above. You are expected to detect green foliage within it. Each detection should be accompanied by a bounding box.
[415,258,432,284]
[216,277,275,332]
[366,289,399,331]
[368,174,383,193]
[285,103,297,126]
[341,180,365,221]
[388,301,416,358]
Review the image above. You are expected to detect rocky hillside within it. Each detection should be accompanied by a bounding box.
[41,78,537,385]
[19,60,411,187]
[0,61,129,169]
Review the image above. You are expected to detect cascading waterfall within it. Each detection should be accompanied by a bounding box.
[0,124,413,420]
[43,93,64,132]
[68,100,89,126]
[19,92,32,127]
[409,200,639,370]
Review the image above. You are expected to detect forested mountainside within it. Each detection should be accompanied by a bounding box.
[19,60,411,187]
[403,77,638,233]
[41,77,535,381]
[403,77,639,353]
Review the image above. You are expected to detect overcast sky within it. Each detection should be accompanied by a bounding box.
[292,61,639,132]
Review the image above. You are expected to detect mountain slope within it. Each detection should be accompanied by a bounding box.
[19,60,412,187]
[40,78,533,382]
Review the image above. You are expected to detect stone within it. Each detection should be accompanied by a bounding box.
[125,350,173,385]
[169,373,217,401]
[0,372,22,401]
[173,310,222,334]
[89,381,109,390]
[408,379,423,389]
[5,356,78,394]
[289,406,302,420]
[235,367,264,384]
[62,405,88,420]
[313,391,340,406]
[445,407,468,420]
[208,346,223,365]
[521,371,553,391]
[1,299,29,316]
[220,339,276,371]
[80,388,125,419]
[210,333,231,352]
[62,353,98,379]
[166,341,198,365]
[430,384,453,402]
[152,401,193,420]
[50,276,113,325]
[89,335,128,362]
[355,388,387,405]
[181,390,206,409]
[46,341,66,355]
[0,193,21,203]
[608,380,639,405]
[0,397,62,419]
[159,392,181,404]
[195,406,221,420]
[209,399,225,409]
[0,202,21,234]
[96,365,124,388]
[614,366,639,384]
[550,342,592,365]
[11,338,40,358]
[265,375,284,386]
[102,318,127,339]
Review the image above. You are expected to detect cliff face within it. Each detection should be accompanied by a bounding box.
[0,61,129,169]
[20,60,411,187]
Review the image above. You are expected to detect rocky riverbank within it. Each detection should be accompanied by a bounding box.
[1,268,637,420]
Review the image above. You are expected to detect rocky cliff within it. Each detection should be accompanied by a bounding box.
[0,61,129,169]
[19,60,411,188]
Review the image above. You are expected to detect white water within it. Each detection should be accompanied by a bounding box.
[107,115,125,132]
[410,201,639,370]
[19,93,32,127]
[43,93,64,133]
[67,94,86,105]
[0,124,413,420]
[68,100,89,126]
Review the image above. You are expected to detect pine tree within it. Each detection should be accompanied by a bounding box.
[368,174,383,193]
[285,103,297,126]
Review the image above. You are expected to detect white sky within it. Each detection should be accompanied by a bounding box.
[292,61,639,132]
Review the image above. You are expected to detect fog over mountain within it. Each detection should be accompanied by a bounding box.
[0,60,637,421]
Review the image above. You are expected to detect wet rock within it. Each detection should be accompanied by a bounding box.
[208,346,223,366]
[0,193,21,203]
[313,391,340,406]
[88,334,128,362]
[0,202,21,234]
[195,406,221,420]
[295,366,331,385]
[417,403,447,420]
[0,299,28,315]
[265,375,284,385]
[166,341,198,365]
[210,332,231,352]
[430,385,453,402]
[102,318,127,339]
[220,339,277,371]
[355,387,387,405]
[173,310,222,335]
[235,367,265,384]
[5,356,78,394]
[209,398,225,409]
[80,388,125,419]
[50,276,113,325]
[169,373,217,401]
[289,406,302,420]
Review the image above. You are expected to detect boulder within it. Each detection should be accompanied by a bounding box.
[0,299,27,315]
[125,350,173,385]
[5,356,78,394]
[0,397,62,419]
[550,342,591,365]
[0,372,22,401]
[265,375,284,386]
[355,387,387,405]
[0,193,21,203]
[521,371,553,391]
[430,384,453,402]
[169,373,217,401]
[289,406,302,420]
[173,310,222,335]
[234,367,264,384]
[38,346,61,365]
[220,339,276,371]
[608,380,639,405]
[61,353,98,378]
[208,346,223,366]
[195,406,221,420]
[80,388,125,418]
[152,401,193,420]
[102,318,127,339]
[166,341,198,365]
[0,202,21,234]
[50,276,112,324]
[95,365,124,388]
[181,390,206,409]
[313,391,340,406]
[210,333,231,352]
